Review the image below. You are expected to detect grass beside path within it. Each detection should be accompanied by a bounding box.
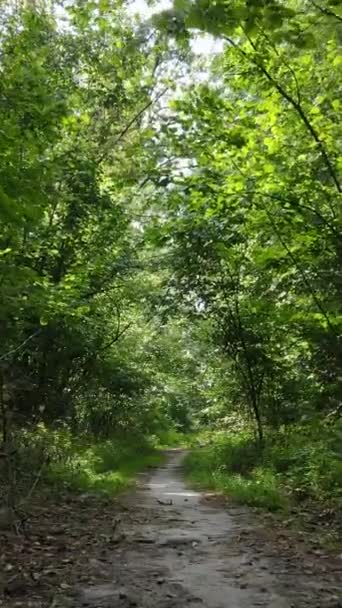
[41,430,165,495]
[184,428,342,514]
[184,443,288,512]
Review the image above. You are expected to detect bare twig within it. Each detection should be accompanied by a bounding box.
[19,455,49,506]
[310,1,342,23]
[0,329,41,362]
[98,87,168,164]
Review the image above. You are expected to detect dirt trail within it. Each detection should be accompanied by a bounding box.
[75,450,342,608]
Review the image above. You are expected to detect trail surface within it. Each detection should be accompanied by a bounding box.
[77,450,341,608]
[2,450,341,608]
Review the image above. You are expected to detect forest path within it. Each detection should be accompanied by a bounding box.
[75,449,341,608]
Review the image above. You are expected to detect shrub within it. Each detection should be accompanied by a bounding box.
[2,425,163,502]
[185,423,342,512]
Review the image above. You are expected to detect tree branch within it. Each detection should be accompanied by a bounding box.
[261,203,339,337]
[224,36,342,193]
[98,87,168,164]
[310,1,342,23]
[0,329,42,362]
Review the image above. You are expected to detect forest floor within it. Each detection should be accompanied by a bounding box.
[1,449,342,608]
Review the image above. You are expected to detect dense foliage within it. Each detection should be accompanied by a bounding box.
[153,0,342,441]
[0,0,341,513]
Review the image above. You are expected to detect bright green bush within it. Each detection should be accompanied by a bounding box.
[151,428,188,448]
[47,435,164,494]
[185,423,342,511]
[184,443,287,511]
[12,425,163,496]
[264,424,342,501]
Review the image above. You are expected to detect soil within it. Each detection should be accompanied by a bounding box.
[1,449,342,608]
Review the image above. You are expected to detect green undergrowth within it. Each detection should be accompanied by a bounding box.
[18,426,164,496]
[152,429,188,448]
[48,439,164,495]
[184,425,342,513]
[184,445,287,511]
